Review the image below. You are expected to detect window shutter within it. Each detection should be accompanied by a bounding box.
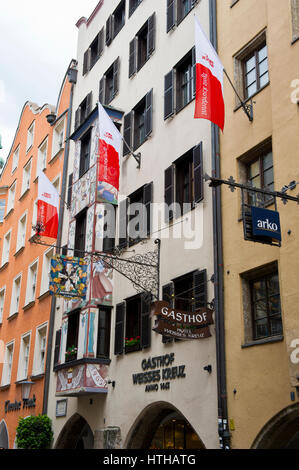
[129,38,137,77]
[193,142,204,204]
[98,27,104,56]
[192,46,196,98]
[67,173,73,208]
[74,107,81,131]
[166,0,176,32]
[83,50,89,75]
[193,269,207,311]
[141,294,151,349]
[86,91,93,118]
[114,302,125,355]
[164,165,175,222]
[113,57,120,98]
[147,12,156,57]
[99,76,105,105]
[145,89,153,138]
[164,70,175,120]
[123,112,132,156]
[143,182,153,236]
[118,197,129,248]
[162,283,174,343]
[53,329,61,367]
[106,15,113,45]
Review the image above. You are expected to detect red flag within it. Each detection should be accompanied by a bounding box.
[37,170,59,238]
[194,17,225,131]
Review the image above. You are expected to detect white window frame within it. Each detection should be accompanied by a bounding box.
[37,138,48,174]
[12,145,20,174]
[32,323,48,376]
[40,247,54,296]
[16,211,28,253]
[0,286,6,324]
[21,158,32,196]
[6,181,16,215]
[31,198,38,238]
[52,174,61,195]
[17,332,31,381]
[26,121,35,152]
[1,229,11,266]
[52,118,65,159]
[1,341,14,386]
[25,259,39,306]
[10,273,22,316]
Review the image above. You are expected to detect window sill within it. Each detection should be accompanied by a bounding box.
[0,262,9,272]
[0,384,10,391]
[7,312,18,321]
[19,188,30,201]
[291,34,299,45]
[38,290,51,301]
[234,82,270,113]
[30,373,45,381]
[4,208,14,220]
[175,96,196,117]
[14,246,25,257]
[125,344,141,354]
[49,147,64,165]
[241,334,283,349]
[23,301,36,312]
[15,378,29,386]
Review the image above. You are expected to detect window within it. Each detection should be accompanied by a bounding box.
[123,89,153,155]
[129,0,143,17]
[17,333,31,381]
[37,138,48,173]
[99,58,119,105]
[114,293,151,355]
[83,28,104,75]
[167,0,198,32]
[25,260,38,305]
[6,181,16,215]
[33,324,47,375]
[103,204,116,253]
[79,130,92,178]
[129,13,156,76]
[1,230,11,266]
[74,92,93,130]
[164,48,195,118]
[65,310,80,362]
[0,287,5,323]
[1,342,14,386]
[10,274,21,316]
[52,119,65,158]
[74,211,87,258]
[165,143,203,221]
[21,159,32,196]
[40,248,54,296]
[12,146,19,173]
[52,174,61,194]
[118,183,153,248]
[27,121,35,152]
[291,0,299,42]
[0,199,6,223]
[67,174,73,208]
[96,307,111,358]
[241,263,283,342]
[31,199,38,238]
[16,212,27,252]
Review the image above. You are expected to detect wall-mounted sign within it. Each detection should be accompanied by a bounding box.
[151,301,213,340]
[5,395,36,414]
[132,353,186,392]
[251,206,281,241]
[56,399,68,417]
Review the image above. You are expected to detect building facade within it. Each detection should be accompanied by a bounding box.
[0,72,72,448]
[47,0,221,449]
[218,0,299,449]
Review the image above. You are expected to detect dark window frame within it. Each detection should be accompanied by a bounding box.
[113,0,126,39]
[74,210,87,258]
[243,43,269,100]
[65,310,80,362]
[96,307,111,359]
[79,129,92,178]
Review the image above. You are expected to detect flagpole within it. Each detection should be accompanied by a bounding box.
[122,137,141,169]
[223,69,254,122]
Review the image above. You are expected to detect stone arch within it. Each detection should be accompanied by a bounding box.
[55,413,94,449]
[252,402,299,449]
[0,420,9,449]
[125,401,205,449]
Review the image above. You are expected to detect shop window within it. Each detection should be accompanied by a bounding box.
[96,307,111,358]
[149,416,204,449]
[65,310,80,362]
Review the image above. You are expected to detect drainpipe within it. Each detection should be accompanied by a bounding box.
[209,0,231,449]
[42,74,75,415]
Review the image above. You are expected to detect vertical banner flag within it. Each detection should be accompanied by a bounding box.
[98,102,122,205]
[37,169,59,238]
[194,17,225,131]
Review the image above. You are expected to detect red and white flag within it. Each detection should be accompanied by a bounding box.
[37,170,59,238]
[98,102,122,204]
[194,17,225,131]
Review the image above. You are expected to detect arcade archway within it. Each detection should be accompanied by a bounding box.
[252,403,299,449]
[55,413,94,449]
[125,401,205,449]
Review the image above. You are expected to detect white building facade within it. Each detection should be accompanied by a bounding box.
[47,0,220,449]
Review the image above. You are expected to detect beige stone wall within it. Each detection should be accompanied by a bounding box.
[218,0,299,448]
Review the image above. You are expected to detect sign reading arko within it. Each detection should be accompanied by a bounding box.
[151,301,213,340]
[251,206,281,241]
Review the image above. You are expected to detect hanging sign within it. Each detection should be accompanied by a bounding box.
[50,255,88,300]
[153,320,211,340]
[251,206,281,241]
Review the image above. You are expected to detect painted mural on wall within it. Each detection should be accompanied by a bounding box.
[71,165,97,218]
[56,363,109,395]
[91,260,113,306]
[50,255,88,300]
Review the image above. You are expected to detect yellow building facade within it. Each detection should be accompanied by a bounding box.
[217,0,299,448]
